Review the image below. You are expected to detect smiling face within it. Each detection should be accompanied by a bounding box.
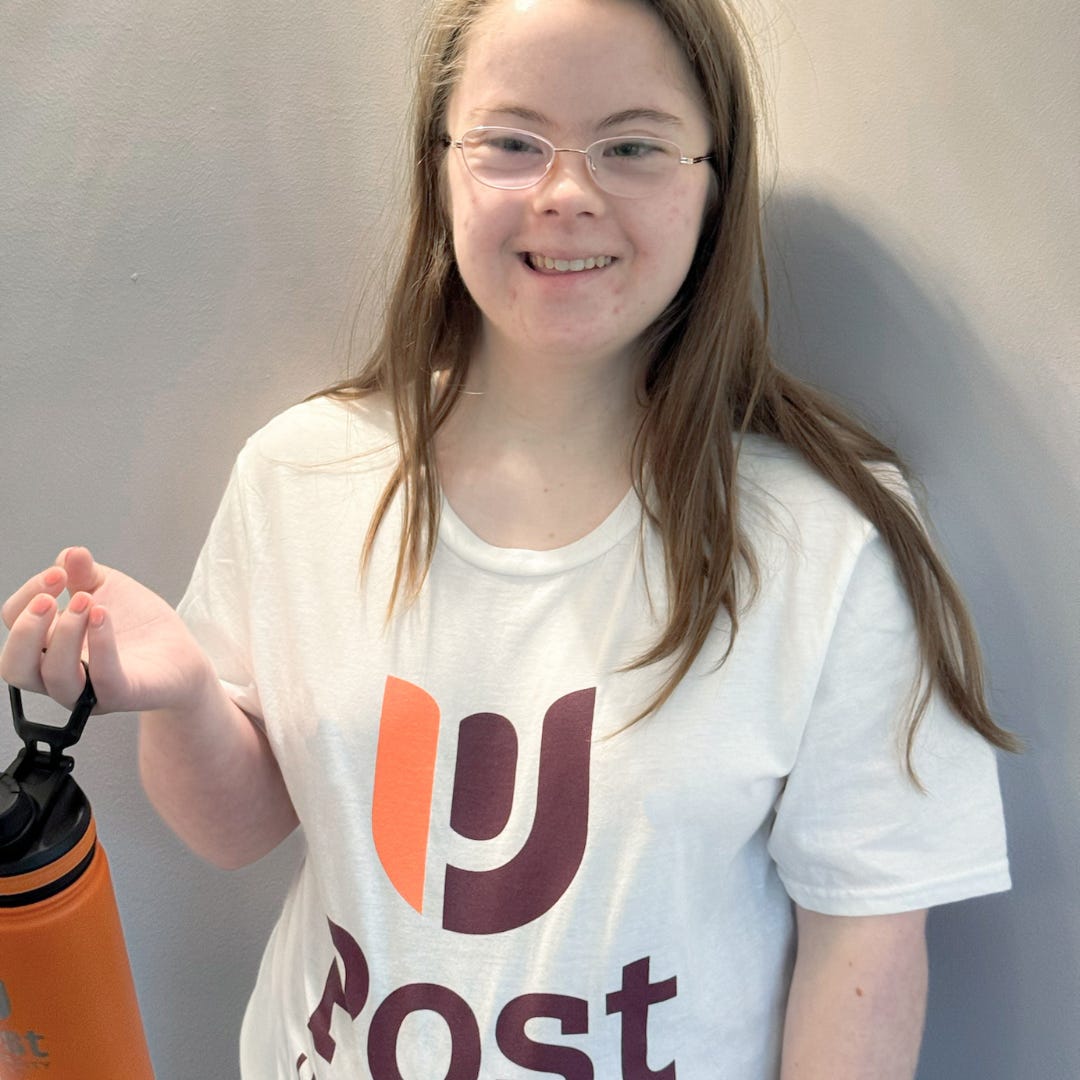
[444,0,714,379]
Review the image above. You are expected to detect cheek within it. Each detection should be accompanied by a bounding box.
[639,197,707,271]
[452,201,526,290]
[446,164,480,250]
[451,184,500,248]
[674,182,712,242]
[450,201,484,271]
[450,200,521,310]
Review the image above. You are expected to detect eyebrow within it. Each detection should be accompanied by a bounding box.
[598,108,685,131]
[468,105,685,131]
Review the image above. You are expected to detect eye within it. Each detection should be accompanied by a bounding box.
[602,139,666,159]
[503,137,541,154]
[478,132,545,155]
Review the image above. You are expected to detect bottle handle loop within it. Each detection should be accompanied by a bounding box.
[8,662,97,766]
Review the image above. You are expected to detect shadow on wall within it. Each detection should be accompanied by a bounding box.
[763,190,1080,1080]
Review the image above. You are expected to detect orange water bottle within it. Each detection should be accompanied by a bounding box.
[0,668,155,1078]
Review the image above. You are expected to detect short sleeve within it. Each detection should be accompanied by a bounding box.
[176,459,264,723]
[767,531,1011,915]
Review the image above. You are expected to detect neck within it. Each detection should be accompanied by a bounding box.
[455,331,644,453]
[434,335,645,549]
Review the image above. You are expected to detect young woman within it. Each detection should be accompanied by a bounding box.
[0,0,1015,1075]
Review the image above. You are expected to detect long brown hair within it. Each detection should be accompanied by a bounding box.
[321,0,1020,776]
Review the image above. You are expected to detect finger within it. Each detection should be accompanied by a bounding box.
[1,565,68,631]
[0,593,58,694]
[40,592,94,707]
[60,547,107,596]
[84,606,128,713]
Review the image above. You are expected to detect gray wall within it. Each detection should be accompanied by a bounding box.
[1,1,1076,1077]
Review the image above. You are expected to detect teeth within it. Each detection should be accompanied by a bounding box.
[531,254,613,273]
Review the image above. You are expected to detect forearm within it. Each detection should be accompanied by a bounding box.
[780,908,928,1080]
[138,664,298,870]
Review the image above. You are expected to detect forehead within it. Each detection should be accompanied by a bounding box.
[449,0,708,137]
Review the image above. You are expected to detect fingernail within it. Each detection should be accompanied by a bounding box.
[89,608,105,629]
[69,594,90,615]
[43,569,64,588]
[30,595,52,617]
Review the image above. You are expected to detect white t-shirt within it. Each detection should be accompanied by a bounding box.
[178,394,1010,1079]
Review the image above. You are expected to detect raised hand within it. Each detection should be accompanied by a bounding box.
[0,547,214,716]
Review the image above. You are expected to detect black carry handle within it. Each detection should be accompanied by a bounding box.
[9,662,97,767]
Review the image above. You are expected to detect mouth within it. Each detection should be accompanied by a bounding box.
[523,252,616,274]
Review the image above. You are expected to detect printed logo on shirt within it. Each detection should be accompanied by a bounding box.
[371,676,596,934]
[298,919,678,1080]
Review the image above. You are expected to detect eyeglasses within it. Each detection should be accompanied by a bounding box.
[444,126,714,199]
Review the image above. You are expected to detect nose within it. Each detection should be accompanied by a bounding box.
[531,148,605,214]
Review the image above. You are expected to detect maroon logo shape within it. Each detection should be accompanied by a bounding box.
[372,680,596,934]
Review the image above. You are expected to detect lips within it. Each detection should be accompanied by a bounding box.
[524,252,616,273]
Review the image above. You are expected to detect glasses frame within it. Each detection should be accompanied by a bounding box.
[443,126,714,199]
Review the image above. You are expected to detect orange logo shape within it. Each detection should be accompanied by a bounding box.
[371,677,441,914]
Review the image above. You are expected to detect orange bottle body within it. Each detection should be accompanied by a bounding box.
[0,816,155,1079]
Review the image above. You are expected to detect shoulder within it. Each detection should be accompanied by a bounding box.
[737,433,872,536]
[237,391,399,476]
[735,433,913,579]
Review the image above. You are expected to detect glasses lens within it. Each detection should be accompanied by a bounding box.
[589,137,681,197]
[461,128,551,189]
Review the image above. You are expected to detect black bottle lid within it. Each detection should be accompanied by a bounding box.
[0,669,98,902]
[0,772,34,846]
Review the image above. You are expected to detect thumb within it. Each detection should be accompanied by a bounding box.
[61,547,108,596]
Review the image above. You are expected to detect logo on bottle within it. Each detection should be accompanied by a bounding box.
[371,677,596,934]
[0,979,52,1070]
